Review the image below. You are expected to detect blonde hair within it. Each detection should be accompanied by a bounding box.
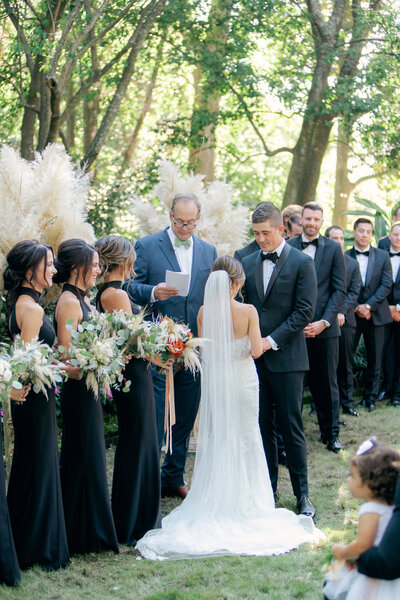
[95,235,136,279]
[211,255,245,299]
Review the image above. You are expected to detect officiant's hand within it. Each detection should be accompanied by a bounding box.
[154,283,179,301]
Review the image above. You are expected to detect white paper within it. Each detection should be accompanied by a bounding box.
[166,270,190,297]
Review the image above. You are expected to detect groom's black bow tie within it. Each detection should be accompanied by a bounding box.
[390,251,400,257]
[301,238,318,250]
[261,251,279,264]
[356,249,369,256]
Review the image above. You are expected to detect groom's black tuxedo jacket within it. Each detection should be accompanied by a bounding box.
[288,234,346,339]
[346,246,392,326]
[242,243,317,373]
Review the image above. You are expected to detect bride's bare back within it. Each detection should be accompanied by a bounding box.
[197,299,263,359]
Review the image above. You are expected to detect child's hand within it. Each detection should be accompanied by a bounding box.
[332,543,348,560]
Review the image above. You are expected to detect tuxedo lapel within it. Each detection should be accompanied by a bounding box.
[365,247,376,289]
[264,243,290,300]
[290,235,302,251]
[159,229,181,271]
[255,254,264,303]
[313,235,325,275]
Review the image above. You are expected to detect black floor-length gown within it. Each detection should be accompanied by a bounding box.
[0,421,20,586]
[7,287,69,571]
[97,282,161,544]
[55,284,119,556]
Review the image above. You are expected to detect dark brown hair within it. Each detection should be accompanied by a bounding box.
[3,240,53,307]
[252,202,283,227]
[53,239,97,288]
[302,202,323,216]
[351,440,400,504]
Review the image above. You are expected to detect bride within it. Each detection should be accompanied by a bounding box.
[136,256,322,559]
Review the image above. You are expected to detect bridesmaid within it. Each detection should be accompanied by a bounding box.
[4,240,69,571]
[95,235,161,545]
[0,420,20,586]
[53,239,118,556]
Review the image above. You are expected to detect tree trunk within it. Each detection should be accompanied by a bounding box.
[188,0,233,182]
[20,60,41,160]
[333,120,353,229]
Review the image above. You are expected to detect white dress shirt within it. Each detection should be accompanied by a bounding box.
[150,227,193,302]
[301,233,319,260]
[261,239,286,351]
[390,246,400,283]
[354,244,370,286]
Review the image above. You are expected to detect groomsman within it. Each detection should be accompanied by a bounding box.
[378,205,400,251]
[326,226,362,416]
[288,203,346,452]
[346,218,392,411]
[126,193,217,499]
[383,222,400,406]
[242,202,317,517]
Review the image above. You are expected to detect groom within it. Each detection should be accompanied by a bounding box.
[242,202,317,517]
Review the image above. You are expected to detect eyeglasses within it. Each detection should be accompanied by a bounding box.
[172,217,198,230]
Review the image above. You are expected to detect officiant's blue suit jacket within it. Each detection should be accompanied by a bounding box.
[242,243,317,373]
[126,228,217,336]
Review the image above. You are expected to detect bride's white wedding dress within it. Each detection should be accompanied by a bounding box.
[136,271,322,560]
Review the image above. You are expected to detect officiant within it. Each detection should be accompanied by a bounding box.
[125,193,217,499]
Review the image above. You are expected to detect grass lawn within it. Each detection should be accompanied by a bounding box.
[3,401,400,600]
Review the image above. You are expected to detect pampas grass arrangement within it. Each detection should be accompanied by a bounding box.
[0,144,95,289]
[131,161,249,255]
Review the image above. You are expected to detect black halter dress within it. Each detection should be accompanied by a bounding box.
[97,281,161,544]
[54,284,118,556]
[7,287,69,571]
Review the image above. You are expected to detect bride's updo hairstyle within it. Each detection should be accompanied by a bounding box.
[211,255,245,300]
[4,240,53,307]
[53,239,97,288]
[95,235,136,279]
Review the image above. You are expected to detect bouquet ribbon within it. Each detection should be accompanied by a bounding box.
[164,365,176,454]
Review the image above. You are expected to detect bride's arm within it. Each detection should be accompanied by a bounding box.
[197,306,203,337]
[248,305,263,358]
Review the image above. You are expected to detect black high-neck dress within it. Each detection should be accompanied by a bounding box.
[55,284,118,556]
[0,420,20,586]
[97,282,161,545]
[7,287,69,571]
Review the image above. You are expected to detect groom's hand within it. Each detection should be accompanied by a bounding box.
[262,338,272,352]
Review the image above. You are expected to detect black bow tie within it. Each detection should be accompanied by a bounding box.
[261,251,279,264]
[356,249,369,256]
[390,251,400,257]
[301,238,318,250]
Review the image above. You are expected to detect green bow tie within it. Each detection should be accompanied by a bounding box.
[174,237,192,249]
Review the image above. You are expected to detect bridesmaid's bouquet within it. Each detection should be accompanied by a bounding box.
[58,313,130,399]
[0,336,63,401]
[99,309,159,359]
[152,316,203,375]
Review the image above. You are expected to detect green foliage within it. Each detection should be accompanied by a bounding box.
[343,196,393,243]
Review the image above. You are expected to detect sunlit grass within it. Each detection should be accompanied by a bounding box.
[4,400,399,600]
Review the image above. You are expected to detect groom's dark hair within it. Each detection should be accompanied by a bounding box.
[252,202,283,227]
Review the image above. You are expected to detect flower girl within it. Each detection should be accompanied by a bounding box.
[324,438,400,600]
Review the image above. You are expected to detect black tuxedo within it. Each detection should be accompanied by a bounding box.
[378,235,390,251]
[234,239,259,262]
[384,256,400,402]
[242,243,317,499]
[346,246,392,405]
[337,254,362,410]
[358,475,400,580]
[288,235,346,442]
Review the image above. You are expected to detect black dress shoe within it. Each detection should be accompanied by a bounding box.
[392,398,400,407]
[161,485,188,499]
[326,438,344,453]
[357,398,366,407]
[368,403,376,412]
[296,496,316,519]
[378,390,389,401]
[342,407,359,417]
